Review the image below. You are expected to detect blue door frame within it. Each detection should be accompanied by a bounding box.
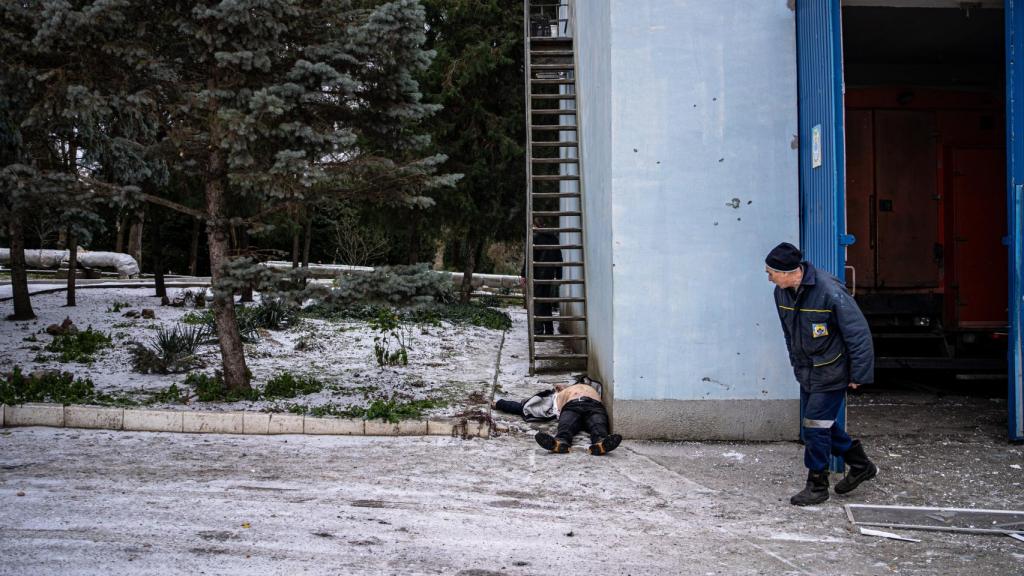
[796,0,849,471]
[798,0,1024,444]
[1007,0,1024,442]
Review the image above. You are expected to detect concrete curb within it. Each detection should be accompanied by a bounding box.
[0,403,503,438]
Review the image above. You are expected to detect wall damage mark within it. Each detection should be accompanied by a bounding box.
[726,198,741,209]
[701,376,732,390]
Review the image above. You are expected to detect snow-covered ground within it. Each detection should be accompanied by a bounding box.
[0,285,571,421]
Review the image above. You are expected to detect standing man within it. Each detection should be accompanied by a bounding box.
[765,242,879,506]
[523,218,563,335]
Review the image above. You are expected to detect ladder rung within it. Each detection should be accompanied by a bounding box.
[533,279,584,285]
[532,193,581,199]
[531,125,578,131]
[532,175,579,181]
[533,244,583,249]
[533,210,581,216]
[533,316,587,322]
[532,141,578,147]
[530,36,573,42]
[534,334,587,341]
[535,354,589,361]
[530,94,577,100]
[530,109,577,116]
[533,227,581,233]
[531,79,576,85]
[530,50,574,56]
[533,297,586,303]
[534,261,584,267]
[532,64,575,70]
[531,158,578,163]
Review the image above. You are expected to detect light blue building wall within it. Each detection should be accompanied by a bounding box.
[574,0,801,439]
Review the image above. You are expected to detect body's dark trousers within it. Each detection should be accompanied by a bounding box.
[494,399,524,416]
[555,397,610,445]
[800,388,854,471]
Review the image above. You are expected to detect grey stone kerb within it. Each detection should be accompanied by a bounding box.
[0,404,500,438]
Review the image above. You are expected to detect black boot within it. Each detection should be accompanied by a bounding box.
[535,432,569,453]
[835,439,878,495]
[588,434,622,456]
[790,470,830,506]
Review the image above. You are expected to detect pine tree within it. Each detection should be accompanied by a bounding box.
[419,0,525,302]
[145,0,445,391]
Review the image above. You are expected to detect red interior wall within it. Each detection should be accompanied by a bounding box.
[845,86,1006,327]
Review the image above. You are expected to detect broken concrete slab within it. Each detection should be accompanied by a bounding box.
[65,406,123,430]
[426,420,456,436]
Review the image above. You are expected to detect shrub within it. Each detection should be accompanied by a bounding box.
[0,367,97,405]
[185,371,260,402]
[263,372,324,399]
[180,310,212,325]
[248,297,298,330]
[106,301,131,313]
[369,308,409,367]
[365,398,443,422]
[45,327,112,363]
[149,383,189,404]
[303,301,511,331]
[130,324,211,374]
[331,264,454,306]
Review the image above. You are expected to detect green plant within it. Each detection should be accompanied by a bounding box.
[130,324,211,374]
[301,301,511,331]
[364,398,443,422]
[185,372,260,402]
[369,308,409,367]
[149,383,189,404]
[250,297,298,330]
[180,310,213,325]
[263,372,324,399]
[44,327,112,363]
[22,334,37,342]
[106,301,132,313]
[0,367,97,405]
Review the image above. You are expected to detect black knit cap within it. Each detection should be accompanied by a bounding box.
[765,242,802,272]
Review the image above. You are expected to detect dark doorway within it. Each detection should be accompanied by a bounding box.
[841,4,1008,383]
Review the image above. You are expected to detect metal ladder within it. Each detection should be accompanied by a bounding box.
[524,0,588,374]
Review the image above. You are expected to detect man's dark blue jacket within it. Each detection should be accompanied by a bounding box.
[773,261,874,393]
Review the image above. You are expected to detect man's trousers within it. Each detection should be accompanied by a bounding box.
[800,388,854,471]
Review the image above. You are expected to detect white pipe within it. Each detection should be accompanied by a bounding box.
[0,248,140,278]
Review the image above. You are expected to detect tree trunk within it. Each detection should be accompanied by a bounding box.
[115,214,126,254]
[239,227,252,303]
[151,210,166,299]
[433,236,446,270]
[302,216,312,268]
[66,227,77,307]
[291,222,301,269]
[206,163,250,392]
[459,234,481,305]
[127,209,145,270]
[7,219,36,320]
[189,218,201,276]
